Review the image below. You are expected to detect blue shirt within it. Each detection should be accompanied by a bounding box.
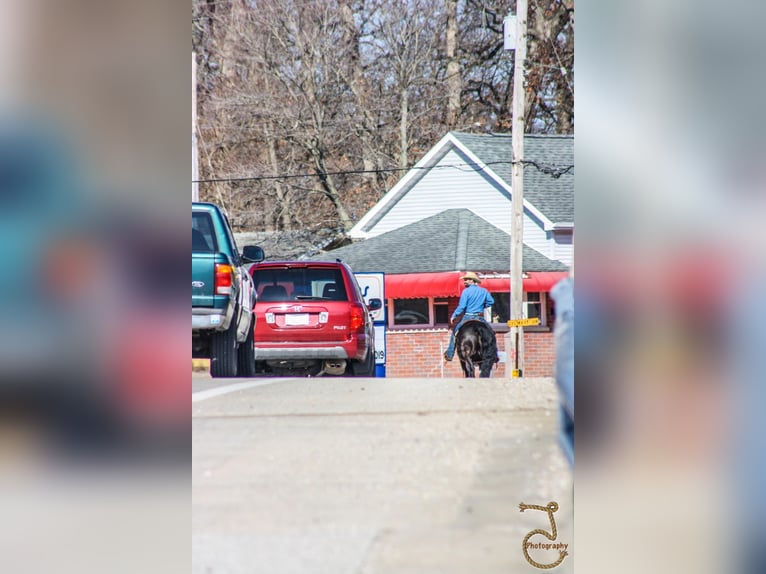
[451,284,494,320]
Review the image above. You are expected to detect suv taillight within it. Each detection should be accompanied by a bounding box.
[349,304,365,331]
[214,263,233,295]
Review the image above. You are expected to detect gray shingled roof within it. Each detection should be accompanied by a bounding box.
[450,132,574,224]
[308,208,567,274]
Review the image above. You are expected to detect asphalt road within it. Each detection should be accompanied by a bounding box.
[193,374,573,574]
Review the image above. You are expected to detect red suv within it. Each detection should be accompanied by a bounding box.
[249,261,381,377]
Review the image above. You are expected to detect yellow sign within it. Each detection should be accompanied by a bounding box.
[507,317,540,327]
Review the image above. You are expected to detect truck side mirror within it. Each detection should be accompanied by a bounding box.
[242,245,265,263]
[367,298,382,311]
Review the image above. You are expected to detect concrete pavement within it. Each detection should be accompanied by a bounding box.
[192,376,573,573]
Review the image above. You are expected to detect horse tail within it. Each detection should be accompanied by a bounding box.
[459,336,476,377]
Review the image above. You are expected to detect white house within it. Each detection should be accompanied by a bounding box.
[350,131,574,268]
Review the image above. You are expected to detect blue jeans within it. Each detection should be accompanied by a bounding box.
[445,313,485,358]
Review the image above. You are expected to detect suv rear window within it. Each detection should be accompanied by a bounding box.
[192,212,216,253]
[253,267,348,302]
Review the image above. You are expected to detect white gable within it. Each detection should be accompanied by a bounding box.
[367,148,515,232]
[350,133,572,267]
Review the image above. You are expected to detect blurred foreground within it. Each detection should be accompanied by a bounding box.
[0,1,188,573]
[578,1,766,572]
[0,0,187,458]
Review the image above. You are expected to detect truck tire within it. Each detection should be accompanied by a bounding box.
[210,318,239,378]
[236,315,256,377]
[350,348,376,377]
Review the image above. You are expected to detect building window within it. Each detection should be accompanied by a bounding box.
[393,298,429,326]
[388,293,548,328]
[525,292,541,320]
[486,292,547,325]
[492,292,510,323]
[433,298,450,326]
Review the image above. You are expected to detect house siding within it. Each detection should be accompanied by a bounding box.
[523,215,550,262]
[553,232,573,267]
[361,147,569,267]
[366,149,512,236]
[383,328,555,378]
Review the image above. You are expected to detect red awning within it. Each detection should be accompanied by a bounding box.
[385,271,569,299]
[385,272,460,299]
[482,272,570,293]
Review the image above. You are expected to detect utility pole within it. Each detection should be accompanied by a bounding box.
[192,52,199,202]
[505,2,528,377]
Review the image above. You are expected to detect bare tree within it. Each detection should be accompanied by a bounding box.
[459,0,574,133]
[370,0,442,170]
[265,3,368,229]
[338,2,380,184]
[445,0,461,128]
[192,0,574,235]
[196,0,354,231]
[526,0,574,133]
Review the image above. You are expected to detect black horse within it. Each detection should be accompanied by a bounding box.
[455,320,498,378]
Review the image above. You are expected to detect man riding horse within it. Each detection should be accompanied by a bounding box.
[443,272,495,362]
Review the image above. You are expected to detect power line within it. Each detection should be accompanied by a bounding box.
[193,159,574,184]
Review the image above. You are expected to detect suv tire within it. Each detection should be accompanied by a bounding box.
[350,348,376,377]
[210,316,239,378]
[236,315,256,377]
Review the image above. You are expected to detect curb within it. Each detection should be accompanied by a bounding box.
[192,358,210,372]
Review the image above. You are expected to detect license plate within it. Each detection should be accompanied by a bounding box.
[284,313,309,326]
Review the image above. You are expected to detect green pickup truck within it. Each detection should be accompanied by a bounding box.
[192,202,264,377]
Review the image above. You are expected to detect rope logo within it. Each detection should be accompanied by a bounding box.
[519,501,569,569]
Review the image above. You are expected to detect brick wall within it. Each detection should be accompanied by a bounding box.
[383,328,554,378]
[518,330,556,377]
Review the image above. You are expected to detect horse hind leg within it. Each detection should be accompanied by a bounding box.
[459,344,476,377]
[478,348,496,377]
[479,330,498,378]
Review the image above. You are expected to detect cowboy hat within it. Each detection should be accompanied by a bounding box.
[461,272,481,283]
